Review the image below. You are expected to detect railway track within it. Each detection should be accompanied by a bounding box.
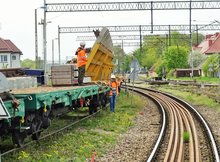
[124,85,219,161]
[0,107,105,160]
[137,80,220,103]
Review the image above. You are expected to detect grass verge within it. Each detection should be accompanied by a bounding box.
[3,91,144,162]
[168,76,219,84]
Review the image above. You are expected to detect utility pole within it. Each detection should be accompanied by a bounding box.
[122,39,124,78]
[52,38,58,65]
[43,0,47,75]
[139,25,142,55]
[35,9,38,69]
[52,39,54,65]
[58,26,61,64]
[189,0,194,78]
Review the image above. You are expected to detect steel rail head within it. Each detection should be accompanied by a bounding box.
[167,94,220,162]
[130,85,220,162]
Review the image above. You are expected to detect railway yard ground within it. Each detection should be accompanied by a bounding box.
[2,91,144,161]
[2,82,220,161]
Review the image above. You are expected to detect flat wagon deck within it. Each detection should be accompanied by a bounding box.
[1,84,110,146]
[11,84,110,111]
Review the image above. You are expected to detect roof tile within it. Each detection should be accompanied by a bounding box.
[0,38,22,54]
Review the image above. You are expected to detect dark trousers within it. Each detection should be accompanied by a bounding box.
[78,65,85,85]
[110,93,116,112]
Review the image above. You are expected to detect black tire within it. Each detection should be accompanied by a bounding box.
[89,106,93,115]
[89,102,98,114]
[31,119,42,140]
[12,130,26,147]
[42,116,51,129]
[94,102,98,112]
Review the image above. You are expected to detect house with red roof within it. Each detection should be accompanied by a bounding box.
[193,32,220,77]
[0,38,22,68]
[196,32,220,54]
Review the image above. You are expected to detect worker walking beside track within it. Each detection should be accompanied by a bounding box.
[109,74,118,112]
[75,42,90,86]
[116,76,122,93]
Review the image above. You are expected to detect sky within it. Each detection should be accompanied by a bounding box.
[0,0,220,63]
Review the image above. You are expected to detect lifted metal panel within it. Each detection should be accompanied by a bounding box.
[86,27,114,82]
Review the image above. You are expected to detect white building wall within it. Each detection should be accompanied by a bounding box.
[11,53,21,68]
[0,53,10,68]
[0,53,21,68]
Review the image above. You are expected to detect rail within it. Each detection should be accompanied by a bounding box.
[124,85,219,161]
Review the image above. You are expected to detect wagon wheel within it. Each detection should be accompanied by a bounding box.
[89,100,98,115]
[89,104,94,115]
[12,130,26,147]
[101,95,107,108]
[31,118,42,140]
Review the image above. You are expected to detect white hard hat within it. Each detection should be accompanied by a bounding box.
[80,41,86,46]
[111,74,115,79]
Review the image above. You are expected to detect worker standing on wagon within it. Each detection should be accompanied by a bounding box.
[75,42,91,86]
[109,74,118,112]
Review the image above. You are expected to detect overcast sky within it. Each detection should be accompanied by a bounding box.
[0,0,220,63]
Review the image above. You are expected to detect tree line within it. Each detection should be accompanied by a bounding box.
[113,31,219,78]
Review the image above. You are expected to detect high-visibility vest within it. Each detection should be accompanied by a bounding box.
[109,81,118,96]
[76,47,87,68]
[117,80,121,87]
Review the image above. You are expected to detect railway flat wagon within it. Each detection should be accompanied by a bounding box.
[0,27,114,147]
[1,74,110,146]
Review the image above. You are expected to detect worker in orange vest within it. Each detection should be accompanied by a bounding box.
[109,74,118,112]
[116,76,122,93]
[75,42,91,86]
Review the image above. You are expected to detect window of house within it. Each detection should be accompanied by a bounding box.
[0,55,7,62]
[12,55,16,60]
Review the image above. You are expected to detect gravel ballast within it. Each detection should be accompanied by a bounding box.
[96,97,161,162]
[96,89,220,161]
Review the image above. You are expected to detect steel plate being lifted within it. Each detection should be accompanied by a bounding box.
[86,27,114,82]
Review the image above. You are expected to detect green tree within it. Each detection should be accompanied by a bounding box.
[202,54,218,77]
[141,48,158,68]
[113,45,125,74]
[135,35,164,69]
[164,46,189,71]
[169,31,190,47]
[169,31,204,48]
[192,32,205,46]
[21,59,35,69]
[131,31,204,76]
[124,54,133,73]
[153,57,163,76]
[188,51,206,68]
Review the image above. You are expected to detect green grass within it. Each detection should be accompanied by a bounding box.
[3,91,144,162]
[158,87,220,111]
[168,76,219,84]
[183,131,190,143]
